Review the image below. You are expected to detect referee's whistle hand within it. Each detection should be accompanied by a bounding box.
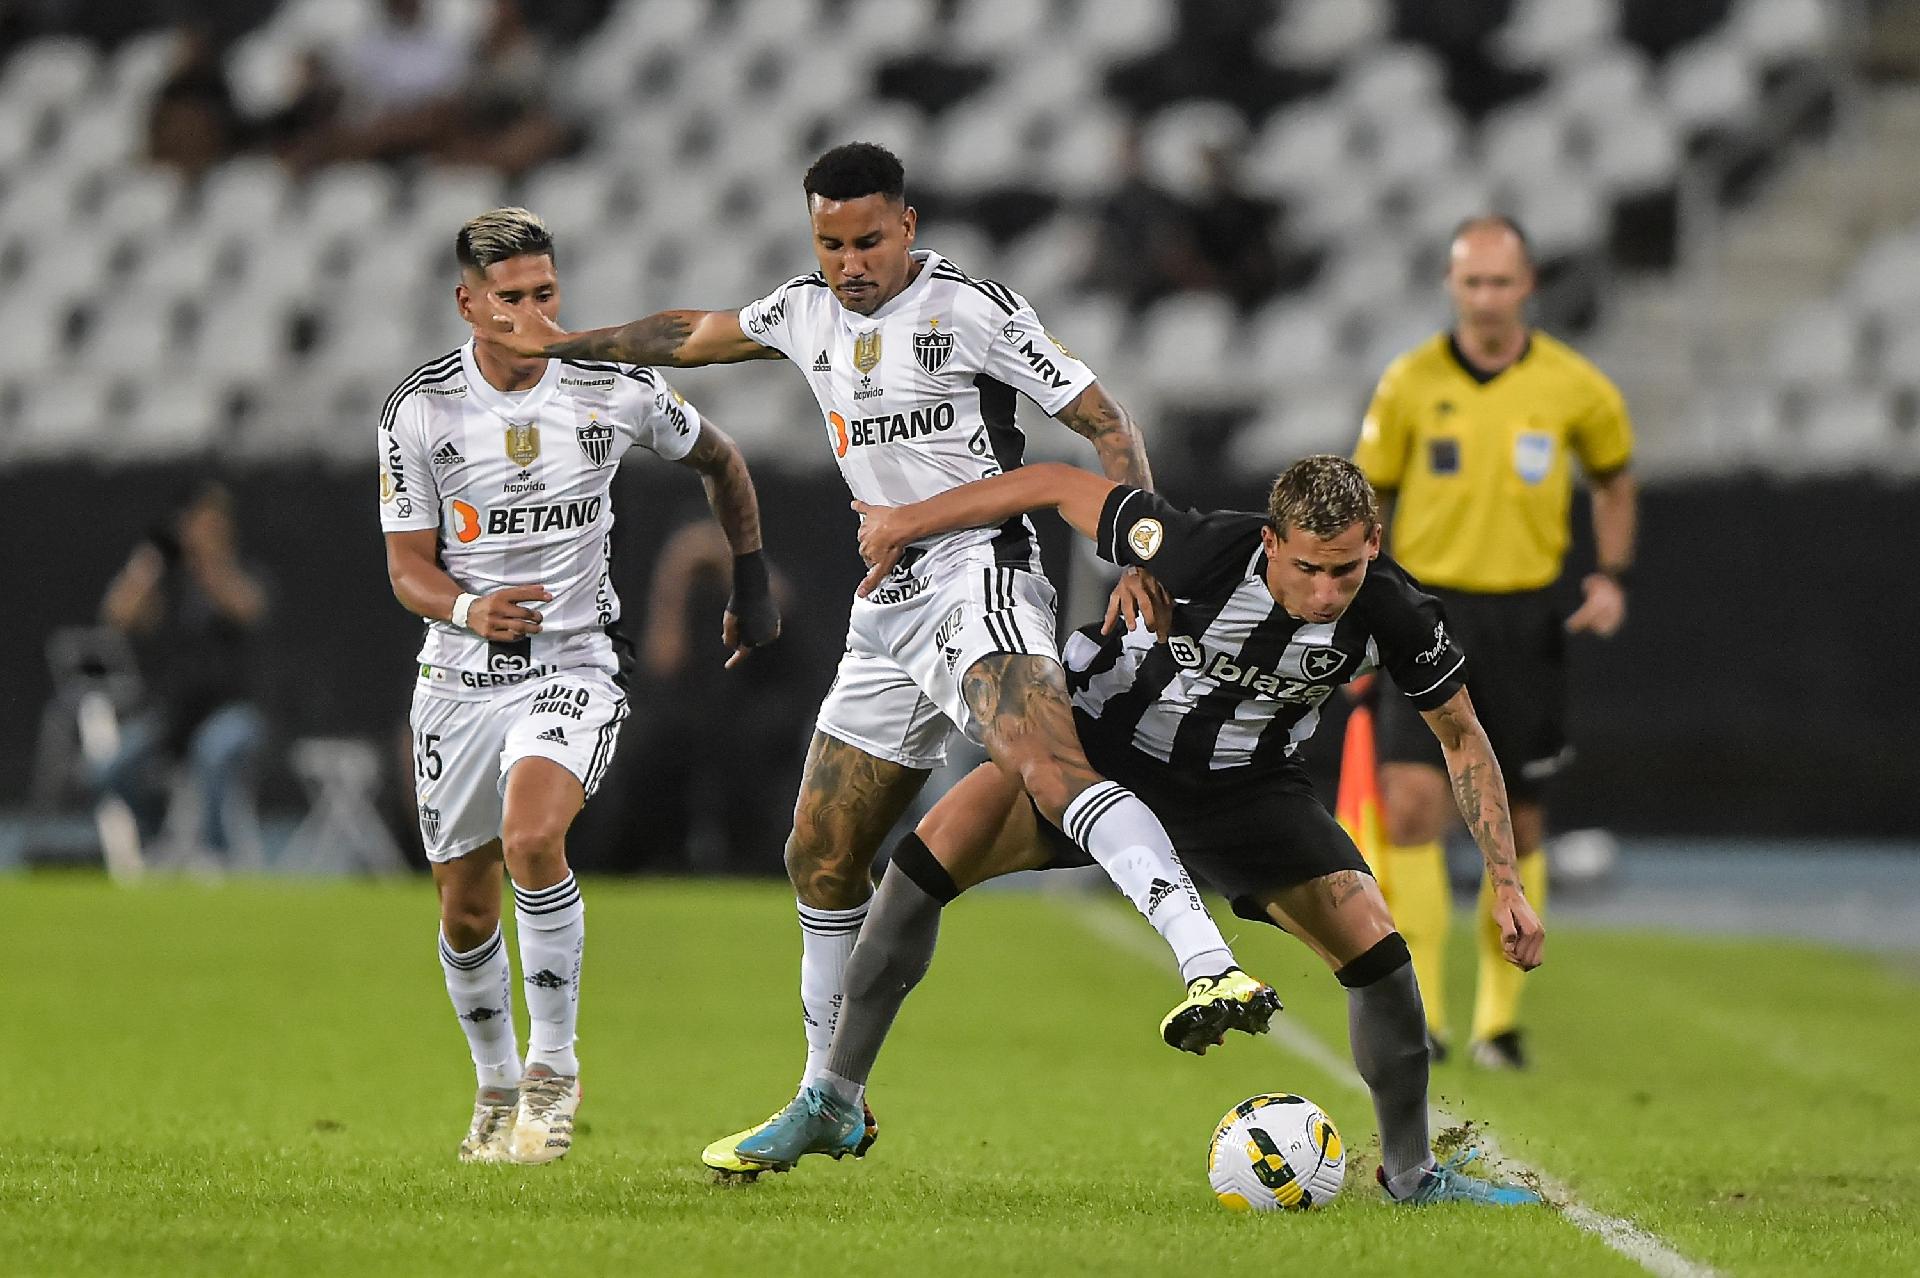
[1565,573,1626,637]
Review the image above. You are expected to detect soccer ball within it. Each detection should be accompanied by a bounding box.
[1207,1093,1345,1212]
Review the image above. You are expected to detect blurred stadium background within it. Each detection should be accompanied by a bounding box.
[2,0,1915,899]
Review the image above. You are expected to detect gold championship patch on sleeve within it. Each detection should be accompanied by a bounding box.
[1127,518,1164,559]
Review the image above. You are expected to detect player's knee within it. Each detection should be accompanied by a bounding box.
[440,897,500,951]
[783,830,870,907]
[500,817,567,883]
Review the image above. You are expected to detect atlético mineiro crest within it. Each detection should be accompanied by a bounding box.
[504,421,540,467]
[913,317,953,374]
[419,805,441,842]
[576,416,614,467]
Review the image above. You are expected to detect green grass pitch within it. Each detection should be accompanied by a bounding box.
[1,875,1915,1277]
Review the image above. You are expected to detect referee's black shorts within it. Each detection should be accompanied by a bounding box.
[1037,709,1370,927]
[1375,584,1570,804]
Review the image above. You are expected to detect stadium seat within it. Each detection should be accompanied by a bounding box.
[949,0,1060,59]
[1141,101,1249,191]
[75,302,182,378]
[1586,106,1683,194]
[1495,0,1620,68]
[92,167,186,240]
[1766,302,1866,389]
[1136,293,1251,404]
[1662,38,1763,137]
[57,99,143,169]
[124,232,230,301]
[122,379,225,458]
[928,100,1042,191]
[410,168,507,239]
[0,103,38,170]
[1264,0,1393,69]
[1227,384,1370,473]
[15,234,120,315]
[5,375,122,461]
[1245,298,1344,385]
[1551,44,1654,125]
[1075,0,1175,59]
[289,165,400,235]
[198,159,292,237]
[1311,240,1415,321]
[1047,296,1134,380]
[1478,102,1573,187]
[1040,104,1129,200]
[1512,170,1609,259]
[0,313,68,379]
[1728,0,1831,62]
[1340,45,1449,122]
[190,301,297,381]
[1244,99,1358,200]
[0,36,97,110]
[997,220,1095,314]
[104,28,180,105]
[1840,230,1920,326]
[1797,389,1898,472]
[838,0,944,58]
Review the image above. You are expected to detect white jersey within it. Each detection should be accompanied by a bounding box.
[378,340,701,693]
[738,248,1096,571]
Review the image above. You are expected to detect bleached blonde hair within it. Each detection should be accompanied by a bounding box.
[455,206,554,273]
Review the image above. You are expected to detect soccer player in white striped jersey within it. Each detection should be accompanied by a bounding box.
[380,208,779,1164]
[481,144,1280,1177]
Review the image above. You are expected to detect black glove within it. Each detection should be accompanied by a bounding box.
[728,550,780,649]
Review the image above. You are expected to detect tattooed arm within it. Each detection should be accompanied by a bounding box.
[1055,382,1152,489]
[481,305,782,367]
[1420,687,1545,970]
[674,422,778,666]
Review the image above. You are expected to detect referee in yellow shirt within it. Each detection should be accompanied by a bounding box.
[1353,216,1637,1071]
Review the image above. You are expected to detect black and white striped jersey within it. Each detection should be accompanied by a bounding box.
[1063,486,1468,777]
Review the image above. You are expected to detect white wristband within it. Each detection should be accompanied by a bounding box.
[449,592,480,632]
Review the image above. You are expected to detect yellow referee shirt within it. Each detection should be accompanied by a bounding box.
[1353,331,1633,594]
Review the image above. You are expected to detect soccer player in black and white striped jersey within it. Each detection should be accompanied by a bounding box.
[480,144,1283,1177]
[747,456,1548,1204]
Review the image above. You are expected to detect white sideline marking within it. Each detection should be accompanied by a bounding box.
[1066,903,1720,1278]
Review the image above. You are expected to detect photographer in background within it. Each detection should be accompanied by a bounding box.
[96,480,269,860]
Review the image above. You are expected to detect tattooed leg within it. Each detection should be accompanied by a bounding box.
[963,653,1239,984]
[960,652,1099,826]
[1255,869,1398,970]
[786,731,928,1087]
[786,731,929,910]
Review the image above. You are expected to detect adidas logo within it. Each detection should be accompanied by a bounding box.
[1145,878,1179,914]
[431,441,465,467]
[812,350,831,372]
[536,726,567,744]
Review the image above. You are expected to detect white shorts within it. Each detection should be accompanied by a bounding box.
[815,555,1059,770]
[409,665,628,862]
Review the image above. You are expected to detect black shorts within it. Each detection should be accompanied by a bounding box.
[1039,709,1371,927]
[1375,585,1569,803]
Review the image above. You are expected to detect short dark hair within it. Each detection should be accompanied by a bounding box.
[1267,455,1380,540]
[456,206,554,273]
[803,142,906,204]
[1450,214,1533,267]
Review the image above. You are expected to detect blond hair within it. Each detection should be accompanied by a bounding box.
[455,206,554,272]
[1267,455,1379,540]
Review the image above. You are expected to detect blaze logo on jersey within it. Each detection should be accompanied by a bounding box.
[853,330,882,376]
[504,421,540,467]
[576,416,614,467]
[1168,636,1340,703]
[913,317,954,374]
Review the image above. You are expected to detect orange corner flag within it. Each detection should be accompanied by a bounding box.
[1336,702,1386,881]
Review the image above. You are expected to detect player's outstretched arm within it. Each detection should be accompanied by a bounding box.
[385,529,551,641]
[1055,383,1152,488]
[481,303,782,368]
[674,422,780,667]
[1419,687,1545,971]
[851,463,1118,594]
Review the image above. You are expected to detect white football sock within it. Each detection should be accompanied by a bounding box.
[439,926,521,1091]
[513,872,584,1077]
[797,897,869,1085]
[1062,781,1234,983]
